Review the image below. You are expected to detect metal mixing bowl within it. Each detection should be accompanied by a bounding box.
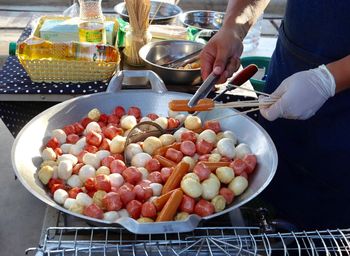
[179,10,225,32]
[139,40,204,86]
[114,1,182,25]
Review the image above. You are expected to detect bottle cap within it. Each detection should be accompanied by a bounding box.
[9,42,17,56]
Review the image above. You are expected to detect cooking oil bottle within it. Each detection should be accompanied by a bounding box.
[78,0,106,44]
[16,36,119,63]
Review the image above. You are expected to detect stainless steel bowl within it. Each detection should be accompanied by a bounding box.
[179,10,225,32]
[114,1,182,25]
[139,40,204,85]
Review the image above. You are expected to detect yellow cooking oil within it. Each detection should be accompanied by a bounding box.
[78,21,106,44]
[17,36,119,63]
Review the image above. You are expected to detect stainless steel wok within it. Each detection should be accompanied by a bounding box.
[11,70,278,234]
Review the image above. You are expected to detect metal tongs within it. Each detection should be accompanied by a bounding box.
[161,49,201,69]
[188,64,259,107]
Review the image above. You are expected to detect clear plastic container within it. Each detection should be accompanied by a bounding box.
[243,15,263,52]
[123,26,152,66]
[79,0,105,22]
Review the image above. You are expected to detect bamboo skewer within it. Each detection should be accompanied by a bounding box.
[225,83,278,99]
[124,0,151,66]
[169,98,277,112]
[149,1,163,24]
[210,107,261,121]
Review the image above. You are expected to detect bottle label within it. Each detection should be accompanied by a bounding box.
[79,22,106,44]
[85,30,103,42]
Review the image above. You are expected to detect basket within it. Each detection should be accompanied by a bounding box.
[18,16,120,83]
[19,58,119,83]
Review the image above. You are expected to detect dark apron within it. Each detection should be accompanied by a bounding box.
[258,1,350,230]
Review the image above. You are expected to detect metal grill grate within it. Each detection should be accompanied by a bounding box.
[27,227,350,256]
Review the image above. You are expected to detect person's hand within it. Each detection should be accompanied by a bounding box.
[259,65,336,121]
[200,27,243,83]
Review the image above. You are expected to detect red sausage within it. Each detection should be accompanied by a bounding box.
[95,174,111,192]
[219,187,235,204]
[240,171,248,179]
[73,122,85,135]
[68,187,83,199]
[46,137,60,150]
[84,144,98,153]
[113,106,126,118]
[84,177,96,192]
[118,184,136,205]
[180,195,196,214]
[110,159,126,174]
[138,179,152,188]
[141,202,157,219]
[148,171,163,184]
[72,163,84,175]
[127,106,142,119]
[180,140,196,156]
[194,199,215,217]
[108,115,120,125]
[126,200,142,219]
[167,118,180,129]
[180,131,197,143]
[111,153,124,161]
[165,148,183,163]
[230,159,248,176]
[204,120,221,133]
[80,117,93,128]
[103,126,123,140]
[54,147,63,156]
[48,178,64,190]
[147,113,159,120]
[196,139,214,155]
[102,192,123,211]
[99,138,110,151]
[84,203,104,219]
[243,154,257,174]
[133,184,153,202]
[66,134,80,144]
[101,156,115,168]
[145,159,161,172]
[86,131,102,147]
[193,162,211,181]
[122,167,142,185]
[63,124,76,135]
[99,113,109,123]
[50,183,65,195]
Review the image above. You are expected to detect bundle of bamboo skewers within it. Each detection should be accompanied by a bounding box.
[123,0,151,66]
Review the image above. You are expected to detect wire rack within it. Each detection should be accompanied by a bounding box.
[26,226,350,256]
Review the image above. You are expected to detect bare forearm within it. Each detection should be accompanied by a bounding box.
[326,55,350,93]
[223,0,270,39]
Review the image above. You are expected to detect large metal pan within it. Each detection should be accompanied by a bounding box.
[11,70,277,234]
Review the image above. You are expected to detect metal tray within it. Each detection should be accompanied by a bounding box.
[11,70,277,234]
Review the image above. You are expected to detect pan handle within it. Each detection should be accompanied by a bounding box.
[107,70,168,93]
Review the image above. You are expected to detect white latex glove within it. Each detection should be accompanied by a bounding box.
[259,65,336,121]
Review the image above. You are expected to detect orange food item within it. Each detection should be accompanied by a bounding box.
[154,155,176,168]
[156,189,183,222]
[153,189,177,211]
[200,161,231,171]
[153,142,181,156]
[162,162,190,195]
[168,99,214,112]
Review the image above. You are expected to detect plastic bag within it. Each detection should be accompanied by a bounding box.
[63,2,80,18]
